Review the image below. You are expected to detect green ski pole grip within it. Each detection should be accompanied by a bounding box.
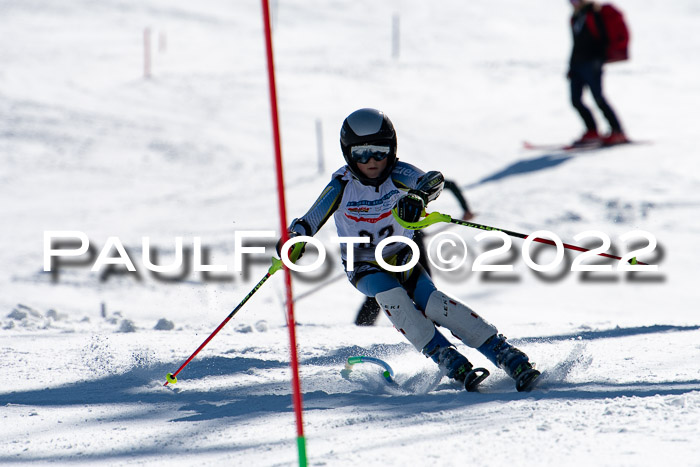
[391,209,452,230]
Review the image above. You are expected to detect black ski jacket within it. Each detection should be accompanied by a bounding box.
[570,4,607,65]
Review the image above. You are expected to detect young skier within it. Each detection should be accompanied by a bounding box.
[278,108,540,392]
[568,0,627,146]
[354,180,473,326]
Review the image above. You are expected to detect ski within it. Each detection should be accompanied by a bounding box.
[523,140,600,151]
[341,355,396,385]
[340,356,547,393]
[523,139,649,152]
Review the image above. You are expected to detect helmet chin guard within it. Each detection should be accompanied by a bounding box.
[340,108,397,186]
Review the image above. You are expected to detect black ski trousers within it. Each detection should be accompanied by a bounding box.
[569,60,623,134]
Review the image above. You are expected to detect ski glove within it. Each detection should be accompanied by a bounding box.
[395,191,426,223]
[275,231,306,262]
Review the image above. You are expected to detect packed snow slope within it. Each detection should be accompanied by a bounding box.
[1,0,700,465]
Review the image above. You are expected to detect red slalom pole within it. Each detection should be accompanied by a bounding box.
[163,258,283,386]
[394,210,648,265]
[261,1,308,465]
[447,216,648,265]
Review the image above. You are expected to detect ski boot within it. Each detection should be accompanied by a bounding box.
[423,330,489,391]
[439,347,490,391]
[602,131,629,146]
[572,130,601,147]
[478,334,541,392]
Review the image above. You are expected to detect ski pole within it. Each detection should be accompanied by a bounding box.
[164,245,302,386]
[392,209,646,265]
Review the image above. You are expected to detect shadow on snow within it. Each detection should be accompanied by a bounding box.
[1,325,699,463]
[515,323,700,344]
[466,152,575,189]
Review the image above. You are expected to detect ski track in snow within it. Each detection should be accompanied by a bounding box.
[2,0,700,465]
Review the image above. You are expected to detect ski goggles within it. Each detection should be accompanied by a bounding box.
[349,145,391,164]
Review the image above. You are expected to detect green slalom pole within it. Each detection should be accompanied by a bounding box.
[392,209,645,265]
[296,437,307,467]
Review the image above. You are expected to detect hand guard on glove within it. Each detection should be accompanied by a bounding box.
[395,190,426,223]
[276,231,306,262]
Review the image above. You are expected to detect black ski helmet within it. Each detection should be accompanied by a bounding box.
[340,108,398,186]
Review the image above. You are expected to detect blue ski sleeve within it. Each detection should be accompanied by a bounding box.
[289,175,347,236]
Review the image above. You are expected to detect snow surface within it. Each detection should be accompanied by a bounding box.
[2,0,700,465]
